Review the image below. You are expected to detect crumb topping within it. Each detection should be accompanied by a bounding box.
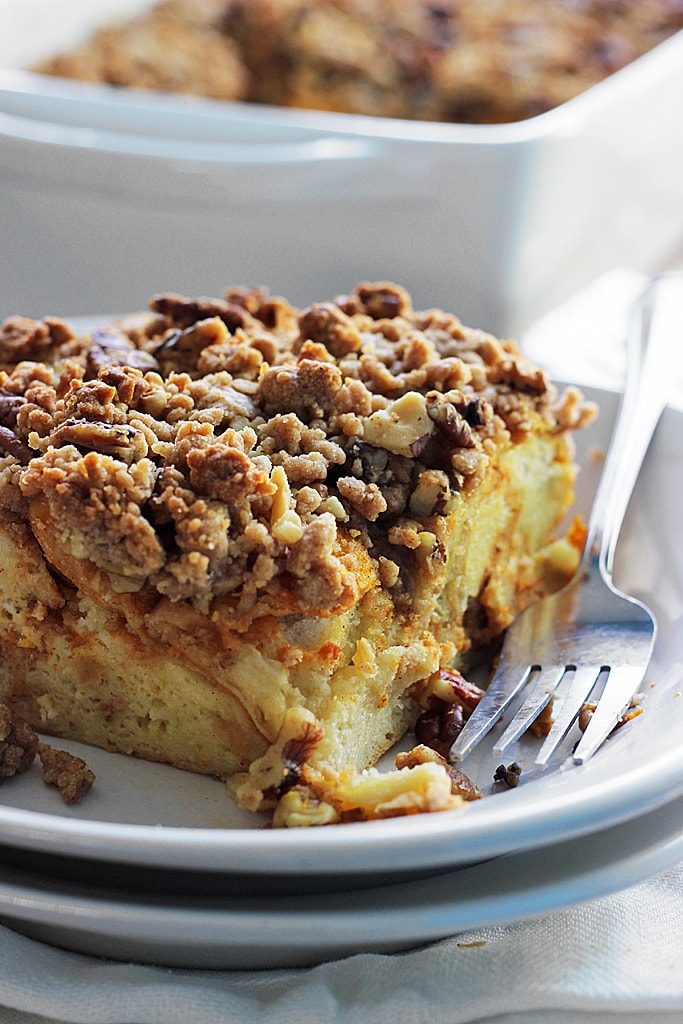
[38,742,96,804]
[0,282,595,618]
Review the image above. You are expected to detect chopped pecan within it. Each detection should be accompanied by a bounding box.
[223,285,271,316]
[154,318,238,375]
[414,701,465,758]
[0,388,27,428]
[346,441,390,484]
[437,667,485,712]
[340,282,412,321]
[490,357,548,396]
[51,419,149,463]
[396,744,481,801]
[150,293,251,333]
[455,395,490,427]
[426,392,477,447]
[413,667,485,758]
[0,425,32,465]
[364,391,434,457]
[85,327,159,378]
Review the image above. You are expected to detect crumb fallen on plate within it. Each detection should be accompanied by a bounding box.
[38,742,96,805]
[493,762,522,788]
[578,698,644,735]
[0,700,95,803]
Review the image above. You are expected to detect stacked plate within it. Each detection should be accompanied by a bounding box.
[1,1,683,331]
[1,384,683,969]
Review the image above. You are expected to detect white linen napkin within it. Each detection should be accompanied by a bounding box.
[1,268,683,1024]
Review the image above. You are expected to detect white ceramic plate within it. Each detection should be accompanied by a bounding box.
[0,385,682,882]
[2,788,683,969]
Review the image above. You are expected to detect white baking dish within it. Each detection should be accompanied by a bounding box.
[1,0,682,333]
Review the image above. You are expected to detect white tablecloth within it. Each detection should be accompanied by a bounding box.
[2,268,683,1024]
[1,857,683,1024]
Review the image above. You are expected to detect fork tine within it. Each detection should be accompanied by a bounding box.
[447,274,682,775]
[448,661,533,761]
[572,663,650,765]
[534,665,605,766]
[450,582,565,761]
[492,665,566,753]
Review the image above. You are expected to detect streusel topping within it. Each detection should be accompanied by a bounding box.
[0,282,594,618]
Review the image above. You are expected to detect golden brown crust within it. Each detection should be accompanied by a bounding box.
[35,0,683,124]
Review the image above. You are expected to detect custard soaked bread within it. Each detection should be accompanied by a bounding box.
[0,282,593,825]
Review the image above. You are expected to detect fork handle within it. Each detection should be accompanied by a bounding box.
[584,272,683,578]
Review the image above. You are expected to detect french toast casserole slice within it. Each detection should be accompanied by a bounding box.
[0,282,594,825]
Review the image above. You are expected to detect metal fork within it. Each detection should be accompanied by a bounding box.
[450,271,683,769]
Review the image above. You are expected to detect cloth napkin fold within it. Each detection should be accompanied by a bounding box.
[1,268,683,1024]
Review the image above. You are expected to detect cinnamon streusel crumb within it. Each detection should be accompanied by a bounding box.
[0,281,593,619]
[38,743,96,804]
